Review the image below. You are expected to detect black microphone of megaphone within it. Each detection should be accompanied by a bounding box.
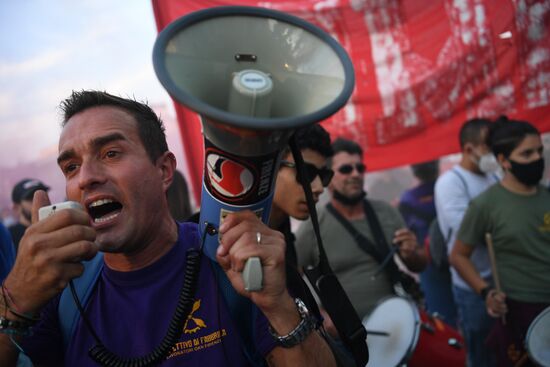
[153,6,354,291]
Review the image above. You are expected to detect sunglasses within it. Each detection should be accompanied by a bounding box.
[280,160,334,187]
[337,163,366,174]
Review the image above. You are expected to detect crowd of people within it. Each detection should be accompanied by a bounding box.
[0,90,549,367]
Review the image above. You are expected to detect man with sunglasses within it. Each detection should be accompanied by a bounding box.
[270,124,334,268]
[269,126,359,366]
[295,138,427,331]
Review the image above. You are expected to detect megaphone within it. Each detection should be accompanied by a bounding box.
[153,6,354,291]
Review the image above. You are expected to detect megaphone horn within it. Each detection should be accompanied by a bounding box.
[153,6,355,291]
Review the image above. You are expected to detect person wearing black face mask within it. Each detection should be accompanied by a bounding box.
[507,156,545,187]
[450,117,550,367]
[295,137,427,329]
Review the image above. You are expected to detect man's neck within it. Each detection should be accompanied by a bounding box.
[330,198,364,220]
[104,215,179,272]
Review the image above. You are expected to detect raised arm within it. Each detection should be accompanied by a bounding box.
[450,239,507,318]
[216,211,336,367]
[0,191,98,366]
[394,228,427,272]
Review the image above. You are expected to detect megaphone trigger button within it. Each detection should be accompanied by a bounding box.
[205,222,218,236]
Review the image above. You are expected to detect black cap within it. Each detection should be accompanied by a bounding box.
[12,179,50,204]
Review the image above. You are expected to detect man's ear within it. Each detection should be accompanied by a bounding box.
[463,142,474,155]
[157,151,177,192]
[497,153,510,171]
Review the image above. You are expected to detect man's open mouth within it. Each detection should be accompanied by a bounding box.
[87,198,122,223]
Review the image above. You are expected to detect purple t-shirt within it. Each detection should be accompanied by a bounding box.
[22,222,277,366]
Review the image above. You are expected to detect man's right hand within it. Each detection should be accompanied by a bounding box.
[3,190,98,315]
[485,289,508,318]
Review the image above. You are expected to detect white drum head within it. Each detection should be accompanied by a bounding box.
[363,297,420,367]
[526,306,550,367]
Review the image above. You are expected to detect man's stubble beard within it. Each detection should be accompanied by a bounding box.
[332,188,366,206]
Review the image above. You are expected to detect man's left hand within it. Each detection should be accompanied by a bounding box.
[393,228,418,260]
[216,211,338,367]
[216,210,289,313]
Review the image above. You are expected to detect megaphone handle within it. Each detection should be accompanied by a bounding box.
[243,257,263,291]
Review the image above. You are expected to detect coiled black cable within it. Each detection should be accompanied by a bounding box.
[69,246,203,367]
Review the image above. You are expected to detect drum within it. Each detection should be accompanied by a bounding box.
[526,306,550,367]
[363,296,465,367]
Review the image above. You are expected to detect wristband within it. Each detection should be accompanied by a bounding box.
[1,282,40,324]
[0,316,34,336]
[480,286,493,301]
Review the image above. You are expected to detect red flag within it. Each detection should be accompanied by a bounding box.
[152,0,550,205]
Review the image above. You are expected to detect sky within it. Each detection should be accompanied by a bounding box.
[0,0,176,167]
[0,1,194,209]
[1,1,548,213]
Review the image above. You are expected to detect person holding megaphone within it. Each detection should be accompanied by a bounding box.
[0,91,337,367]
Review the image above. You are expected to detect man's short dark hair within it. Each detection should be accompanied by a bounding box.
[331,137,363,156]
[327,137,363,167]
[411,160,439,183]
[459,118,492,148]
[283,124,333,158]
[488,115,540,158]
[59,90,168,163]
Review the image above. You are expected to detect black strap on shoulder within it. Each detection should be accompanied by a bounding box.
[289,136,368,367]
[362,200,403,284]
[325,203,385,264]
[361,200,391,258]
[326,200,401,284]
[362,200,423,301]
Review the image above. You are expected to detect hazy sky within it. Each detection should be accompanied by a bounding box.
[0,0,176,168]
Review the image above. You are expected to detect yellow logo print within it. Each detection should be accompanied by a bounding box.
[183,299,207,334]
[540,212,550,232]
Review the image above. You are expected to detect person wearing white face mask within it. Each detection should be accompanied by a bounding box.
[476,151,500,175]
[434,118,499,367]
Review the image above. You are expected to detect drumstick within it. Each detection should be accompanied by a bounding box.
[485,233,506,325]
[365,330,390,337]
[371,246,399,279]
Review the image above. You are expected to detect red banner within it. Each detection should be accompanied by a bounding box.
[152,0,550,204]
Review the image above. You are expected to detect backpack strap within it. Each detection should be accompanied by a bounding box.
[442,167,477,243]
[208,258,266,367]
[59,252,104,351]
[450,167,471,200]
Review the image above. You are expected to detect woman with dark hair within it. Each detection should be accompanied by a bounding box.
[450,116,550,367]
